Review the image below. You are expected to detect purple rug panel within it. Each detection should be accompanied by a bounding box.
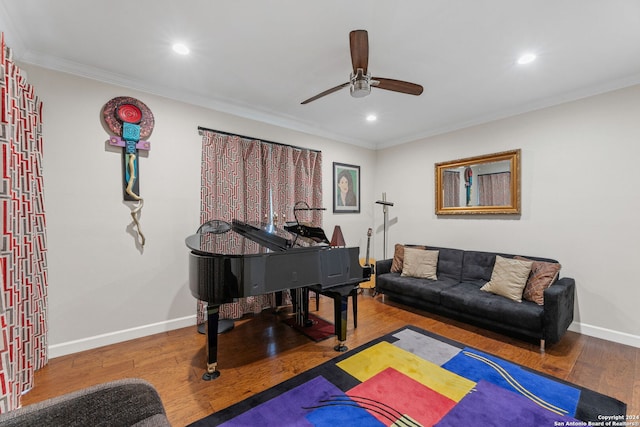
[219,376,341,426]
[434,380,580,426]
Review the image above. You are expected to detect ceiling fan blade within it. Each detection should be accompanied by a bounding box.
[301,82,350,104]
[349,30,369,74]
[372,77,424,96]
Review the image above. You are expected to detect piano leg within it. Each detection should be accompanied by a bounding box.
[273,291,286,314]
[203,303,221,380]
[275,291,283,307]
[351,287,358,329]
[293,288,313,327]
[307,284,358,352]
[331,292,349,352]
[301,288,313,327]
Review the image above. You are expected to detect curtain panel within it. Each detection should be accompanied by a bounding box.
[443,170,460,207]
[0,33,48,412]
[197,130,322,321]
[478,172,511,206]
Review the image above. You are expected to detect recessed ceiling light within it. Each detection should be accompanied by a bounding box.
[172,43,190,55]
[517,53,536,65]
[366,114,377,122]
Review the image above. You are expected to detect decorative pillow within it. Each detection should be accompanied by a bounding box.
[391,244,426,273]
[515,256,562,305]
[480,255,533,302]
[401,247,439,280]
[390,244,405,272]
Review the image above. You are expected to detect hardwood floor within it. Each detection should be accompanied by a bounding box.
[22,293,639,426]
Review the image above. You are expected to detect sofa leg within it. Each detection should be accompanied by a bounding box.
[540,339,545,353]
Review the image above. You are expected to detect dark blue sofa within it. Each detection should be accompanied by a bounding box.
[375,246,575,351]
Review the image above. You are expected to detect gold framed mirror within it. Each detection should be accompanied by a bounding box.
[435,149,521,215]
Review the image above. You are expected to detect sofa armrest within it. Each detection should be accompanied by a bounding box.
[0,378,170,427]
[376,259,393,276]
[542,277,575,344]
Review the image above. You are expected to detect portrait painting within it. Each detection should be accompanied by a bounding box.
[333,162,360,213]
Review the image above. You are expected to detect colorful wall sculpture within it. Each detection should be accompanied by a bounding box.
[102,96,154,247]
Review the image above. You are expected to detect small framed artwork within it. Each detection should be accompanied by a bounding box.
[333,162,360,213]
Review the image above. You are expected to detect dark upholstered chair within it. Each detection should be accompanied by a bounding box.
[0,378,170,427]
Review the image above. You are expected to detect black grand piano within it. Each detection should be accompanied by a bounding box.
[186,219,371,380]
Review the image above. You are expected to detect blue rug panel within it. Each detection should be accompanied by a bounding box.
[442,347,580,417]
[306,404,385,427]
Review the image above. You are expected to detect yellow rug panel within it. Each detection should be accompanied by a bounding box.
[336,341,474,402]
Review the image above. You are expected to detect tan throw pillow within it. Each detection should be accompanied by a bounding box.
[401,247,439,280]
[480,255,533,302]
[391,244,426,273]
[515,256,562,305]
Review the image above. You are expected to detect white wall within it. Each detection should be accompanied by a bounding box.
[20,63,640,355]
[21,64,376,357]
[374,84,640,347]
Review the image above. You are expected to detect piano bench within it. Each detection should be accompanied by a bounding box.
[310,288,358,328]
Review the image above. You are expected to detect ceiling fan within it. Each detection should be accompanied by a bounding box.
[301,30,424,105]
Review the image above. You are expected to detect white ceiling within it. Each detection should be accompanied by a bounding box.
[2,0,640,149]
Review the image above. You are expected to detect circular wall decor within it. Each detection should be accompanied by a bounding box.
[117,104,143,124]
[102,96,154,139]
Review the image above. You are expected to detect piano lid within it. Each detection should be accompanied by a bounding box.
[185,229,263,256]
[185,219,328,256]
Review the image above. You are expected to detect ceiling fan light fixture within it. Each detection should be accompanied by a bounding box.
[350,70,371,98]
[300,30,423,104]
[350,80,370,98]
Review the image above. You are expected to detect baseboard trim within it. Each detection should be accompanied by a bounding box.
[48,315,198,358]
[48,316,639,358]
[569,321,640,349]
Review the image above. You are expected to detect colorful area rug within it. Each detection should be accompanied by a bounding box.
[284,313,334,342]
[189,325,626,426]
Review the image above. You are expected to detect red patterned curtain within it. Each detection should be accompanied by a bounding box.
[197,130,322,322]
[0,33,48,412]
[478,172,511,206]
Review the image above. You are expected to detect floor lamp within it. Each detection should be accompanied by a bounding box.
[375,193,394,259]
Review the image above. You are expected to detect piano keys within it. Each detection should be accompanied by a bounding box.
[186,219,371,380]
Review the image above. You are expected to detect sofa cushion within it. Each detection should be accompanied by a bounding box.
[401,248,439,279]
[480,256,533,302]
[427,246,464,282]
[461,250,497,283]
[376,273,459,304]
[515,256,562,305]
[440,282,543,331]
